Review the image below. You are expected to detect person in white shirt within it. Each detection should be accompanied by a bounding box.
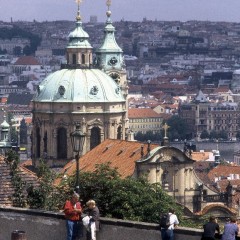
[161,208,179,240]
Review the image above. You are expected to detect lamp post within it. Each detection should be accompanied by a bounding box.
[70,125,85,194]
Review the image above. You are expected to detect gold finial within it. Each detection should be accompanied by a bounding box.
[106,0,112,17]
[75,0,82,21]
[162,123,170,139]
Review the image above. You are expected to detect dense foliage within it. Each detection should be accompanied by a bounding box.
[166,115,190,140]
[135,130,163,142]
[6,153,202,226]
[0,26,41,55]
[5,150,27,207]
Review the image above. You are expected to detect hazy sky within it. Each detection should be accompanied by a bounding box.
[1,0,240,23]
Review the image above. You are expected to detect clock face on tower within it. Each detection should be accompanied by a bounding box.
[108,57,118,66]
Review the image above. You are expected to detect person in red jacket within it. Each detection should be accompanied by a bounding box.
[64,192,82,240]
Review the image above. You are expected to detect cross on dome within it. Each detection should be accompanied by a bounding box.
[75,0,83,21]
[106,0,112,18]
[106,0,111,10]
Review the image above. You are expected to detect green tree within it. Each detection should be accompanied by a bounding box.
[236,131,240,140]
[5,150,26,207]
[200,129,209,139]
[218,130,228,140]
[75,163,183,223]
[27,160,66,210]
[209,130,218,140]
[135,131,144,141]
[166,116,189,141]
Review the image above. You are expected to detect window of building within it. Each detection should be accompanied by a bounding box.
[36,127,41,158]
[90,127,101,150]
[57,128,67,159]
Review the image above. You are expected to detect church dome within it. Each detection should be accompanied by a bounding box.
[33,68,124,103]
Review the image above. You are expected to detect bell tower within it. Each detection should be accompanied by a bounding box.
[95,0,128,100]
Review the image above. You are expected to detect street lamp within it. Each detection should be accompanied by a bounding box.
[70,125,85,194]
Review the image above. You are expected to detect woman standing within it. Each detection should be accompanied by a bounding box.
[85,200,100,240]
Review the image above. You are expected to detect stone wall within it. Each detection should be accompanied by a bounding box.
[0,207,202,240]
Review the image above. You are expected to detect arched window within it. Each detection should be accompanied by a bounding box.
[117,126,122,140]
[57,128,67,159]
[90,127,101,150]
[82,54,85,64]
[43,131,48,154]
[36,127,41,158]
[72,54,76,64]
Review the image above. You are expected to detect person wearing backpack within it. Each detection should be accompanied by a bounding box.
[160,208,179,240]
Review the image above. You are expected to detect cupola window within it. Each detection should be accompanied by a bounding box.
[72,54,77,64]
[82,54,85,64]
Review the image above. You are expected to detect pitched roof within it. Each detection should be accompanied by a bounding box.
[0,156,38,206]
[128,108,164,118]
[14,56,40,66]
[191,152,211,161]
[62,139,159,178]
[208,165,240,181]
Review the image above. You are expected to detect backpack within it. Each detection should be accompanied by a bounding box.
[159,213,170,229]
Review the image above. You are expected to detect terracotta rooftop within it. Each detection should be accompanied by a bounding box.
[0,157,38,206]
[14,56,40,66]
[191,152,211,161]
[208,165,240,181]
[128,108,164,118]
[62,139,159,179]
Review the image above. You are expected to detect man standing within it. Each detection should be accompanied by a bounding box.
[64,192,82,240]
[221,217,239,240]
[202,216,220,240]
[160,208,179,240]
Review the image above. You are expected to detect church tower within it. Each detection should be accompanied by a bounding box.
[95,0,128,100]
[31,1,128,167]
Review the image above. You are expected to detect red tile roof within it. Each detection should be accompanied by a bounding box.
[14,56,40,66]
[128,108,164,118]
[208,165,240,181]
[0,157,38,206]
[62,139,159,179]
[191,152,211,161]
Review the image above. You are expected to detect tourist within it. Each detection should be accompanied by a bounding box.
[160,208,179,240]
[85,200,100,240]
[64,192,82,240]
[221,216,239,240]
[202,216,220,240]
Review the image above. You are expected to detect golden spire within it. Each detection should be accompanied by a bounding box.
[75,0,82,21]
[106,0,112,18]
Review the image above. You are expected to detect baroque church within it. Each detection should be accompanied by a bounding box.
[31,1,128,166]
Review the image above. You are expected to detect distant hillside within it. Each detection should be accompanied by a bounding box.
[0,26,41,55]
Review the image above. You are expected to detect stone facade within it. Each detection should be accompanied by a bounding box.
[31,7,128,167]
[136,146,223,213]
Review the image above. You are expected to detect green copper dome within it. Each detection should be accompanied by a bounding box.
[67,20,92,49]
[33,69,125,103]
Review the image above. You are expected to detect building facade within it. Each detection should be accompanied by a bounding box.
[128,108,165,134]
[179,90,240,139]
[31,5,128,166]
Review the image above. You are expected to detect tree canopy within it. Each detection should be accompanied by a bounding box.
[166,115,189,141]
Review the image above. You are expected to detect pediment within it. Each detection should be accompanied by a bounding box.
[87,118,103,127]
[137,146,195,164]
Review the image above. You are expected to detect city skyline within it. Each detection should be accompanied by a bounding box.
[1,0,240,23]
